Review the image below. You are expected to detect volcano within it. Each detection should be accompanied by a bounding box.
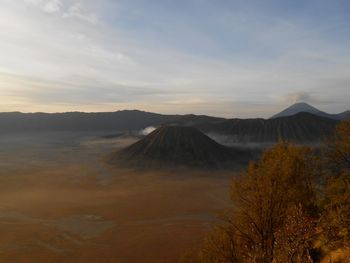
[110,126,250,169]
[270,102,349,120]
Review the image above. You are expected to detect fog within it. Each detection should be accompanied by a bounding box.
[205,132,273,149]
[0,131,235,263]
[139,126,157,136]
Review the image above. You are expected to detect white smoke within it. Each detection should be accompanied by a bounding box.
[139,126,156,136]
[287,92,311,104]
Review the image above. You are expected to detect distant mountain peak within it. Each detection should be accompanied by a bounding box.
[270,102,327,119]
[291,102,311,106]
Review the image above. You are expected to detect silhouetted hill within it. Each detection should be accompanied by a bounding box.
[110,126,251,169]
[0,110,223,133]
[197,112,338,143]
[0,110,166,132]
[0,110,341,144]
[335,110,350,120]
[270,102,349,120]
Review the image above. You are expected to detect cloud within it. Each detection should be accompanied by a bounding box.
[1,1,350,117]
[24,0,62,13]
[0,72,168,105]
[24,0,98,24]
[62,2,98,24]
[43,0,62,13]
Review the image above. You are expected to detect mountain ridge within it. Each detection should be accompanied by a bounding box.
[0,106,344,144]
[197,112,338,143]
[270,102,349,120]
[0,110,223,133]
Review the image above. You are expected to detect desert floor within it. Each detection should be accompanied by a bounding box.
[0,132,235,263]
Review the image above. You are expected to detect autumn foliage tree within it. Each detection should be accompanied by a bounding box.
[326,120,350,172]
[181,121,350,263]
[274,204,317,263]
[228,143,318,262]
[320,120,350,250]
[182,142,319,263]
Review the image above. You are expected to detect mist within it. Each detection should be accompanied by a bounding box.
[206,132,274,149]
[139,126,157,136]
[0,131,236,262]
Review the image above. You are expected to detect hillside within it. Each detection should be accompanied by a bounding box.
[0,110,165,132]
[0,111,223,133]
[110,126,251,169]
[197,112,338,143]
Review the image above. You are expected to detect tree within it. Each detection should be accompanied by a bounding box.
[184,142,319,263]
[181,122,350,262]
[227,142,317,263]
[320,120,350,250]
[320,184,350,249]
[274,205,317,263]
[326,120,350,173]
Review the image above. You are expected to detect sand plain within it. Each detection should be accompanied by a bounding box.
[0,132,234,263]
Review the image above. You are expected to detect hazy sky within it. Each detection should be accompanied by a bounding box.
[0,0,349,117]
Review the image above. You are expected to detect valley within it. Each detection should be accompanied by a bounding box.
[0,132,233,263]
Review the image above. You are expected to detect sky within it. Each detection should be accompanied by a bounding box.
[0,0,349,118]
